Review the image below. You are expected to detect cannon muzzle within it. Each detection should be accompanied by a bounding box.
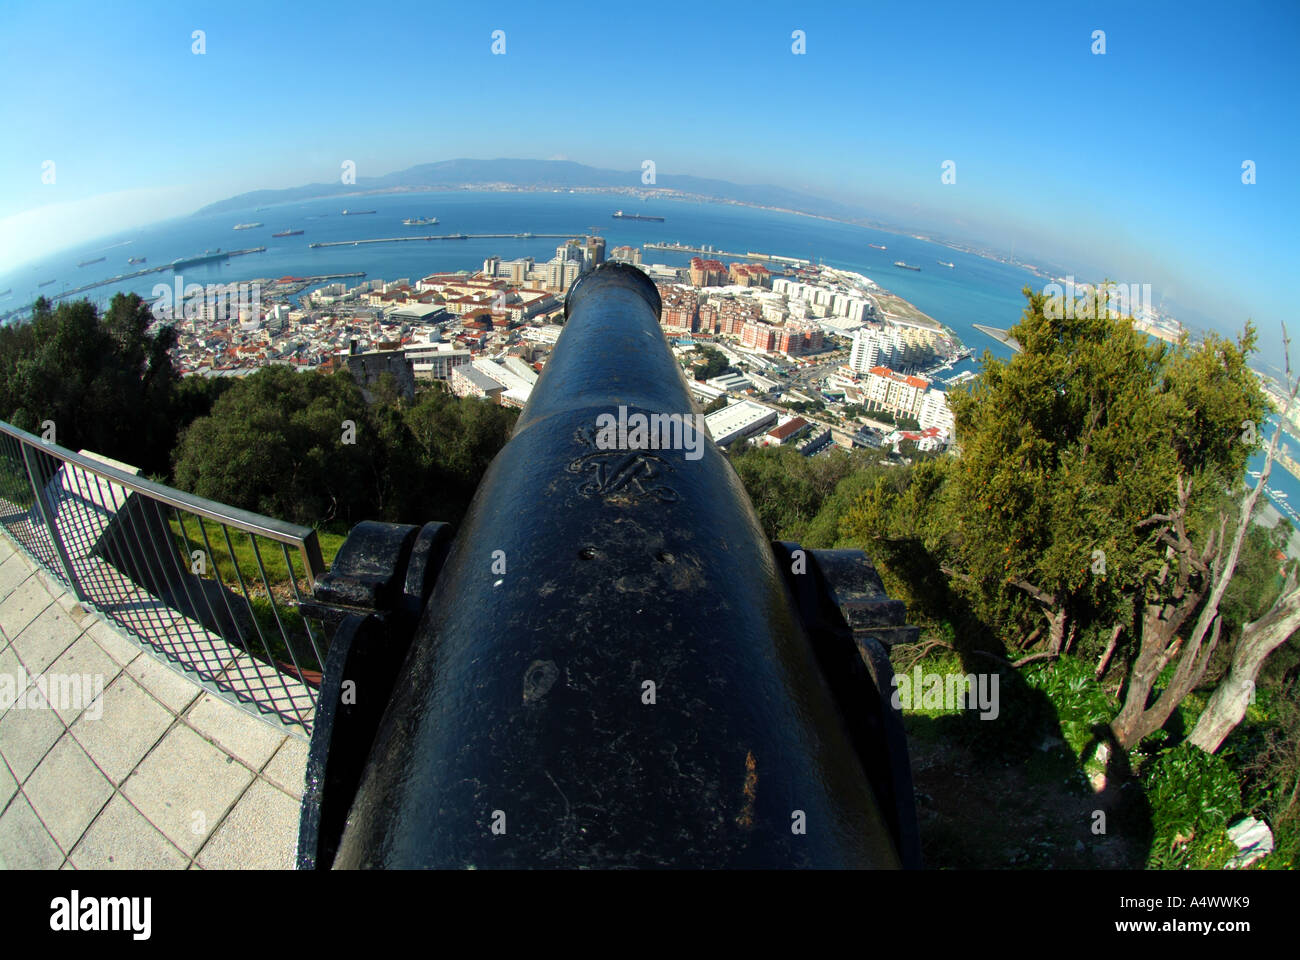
[299,262,920,868]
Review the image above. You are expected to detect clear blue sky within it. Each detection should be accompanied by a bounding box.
[2,0,1296,360]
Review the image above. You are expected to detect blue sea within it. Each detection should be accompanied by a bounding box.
[0,189,1291,517]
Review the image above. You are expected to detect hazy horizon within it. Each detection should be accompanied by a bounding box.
[2,0,1296,362]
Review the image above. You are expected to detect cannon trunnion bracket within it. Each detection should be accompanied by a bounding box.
[296,262,921,869]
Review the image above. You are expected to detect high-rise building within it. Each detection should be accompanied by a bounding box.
[863,367,930,420]
[689,258,727,287]
[584,235,606,271]
[741,321,776,352]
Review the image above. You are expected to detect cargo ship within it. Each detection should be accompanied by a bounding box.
[402,217,438,226]
[272,229,304,237]
[77,256,106,267]
[38,279,56,287]
[127,256,146,265]
[894,261,921,271]
[341,209,376,215]
[937,260,955,268]
[171,250,230,270]
[868,243,887,250]
[233,222,262,230]
[612,211,665,222]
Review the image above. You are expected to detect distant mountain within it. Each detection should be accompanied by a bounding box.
[193,158,872,222]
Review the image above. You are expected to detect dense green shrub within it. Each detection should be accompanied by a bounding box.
[1143,743,1242,869]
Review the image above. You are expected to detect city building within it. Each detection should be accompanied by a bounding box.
[704,399,778,446]
[405,337,471,381]
[863,366,930,420]
[728,262,772,287]
[918,388,955,437]
[689,258,727,287]
[450,364,505,401]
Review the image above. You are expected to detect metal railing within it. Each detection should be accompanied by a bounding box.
[0,419,327,737]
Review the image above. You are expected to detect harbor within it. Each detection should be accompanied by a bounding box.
[0,246,268,321]
[307,233,576,248]
[644,241,812,266]
[972,322,1022,353]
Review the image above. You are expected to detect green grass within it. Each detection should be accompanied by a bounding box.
[160,513,345,676]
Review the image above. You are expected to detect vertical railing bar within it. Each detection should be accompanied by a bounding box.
[281,541,323,714]
[64,458,145,640]
[60,461,118,613]
[114,484,183,658]
[141,497,217,681]
[20,441,84,601]
[173,507,242,669]
[220,523,282,703]
[249,532,306,725]
[201,516,280,714]
[280,541,325,674]
[197,517,251,651]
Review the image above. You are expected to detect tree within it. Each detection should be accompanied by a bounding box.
[702,394,728,414]
[693,345,729,381]
[172,367,394,527]
[1189,331,1300,752]
[0,294,180,475]
[1108,326,1272,748]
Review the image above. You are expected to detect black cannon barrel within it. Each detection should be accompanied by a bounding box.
[330,262,902,867]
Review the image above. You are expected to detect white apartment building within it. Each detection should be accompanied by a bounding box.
[919,388,956,437]
[863,366,930,420]
[405,338,471,381]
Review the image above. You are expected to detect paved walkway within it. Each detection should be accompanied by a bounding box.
[0,533,306,869]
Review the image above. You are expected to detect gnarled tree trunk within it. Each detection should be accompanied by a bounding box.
[1189,584,1300,752]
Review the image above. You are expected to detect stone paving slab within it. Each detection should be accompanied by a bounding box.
[44,633,122,726]
[126,653,201,715]
[0,577,54,641]
[0,794,64,869]
[0,645,28,715]
[0,697,64,782]
[262,737,309,800]
[196,779,300,870]
[123,725,255,857]
[24,734,113,852]
[69,794,190,870]
[0,757,16,811]
[13,603,83,676]
[0,555,29,603]
[70,673,172,786]
[0,534,308,869]
[186,693,287,771]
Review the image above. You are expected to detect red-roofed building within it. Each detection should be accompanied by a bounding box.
[768,416,810,443]
[863,366,931,420]
[728,262,772,287]
[689,257,727,287]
